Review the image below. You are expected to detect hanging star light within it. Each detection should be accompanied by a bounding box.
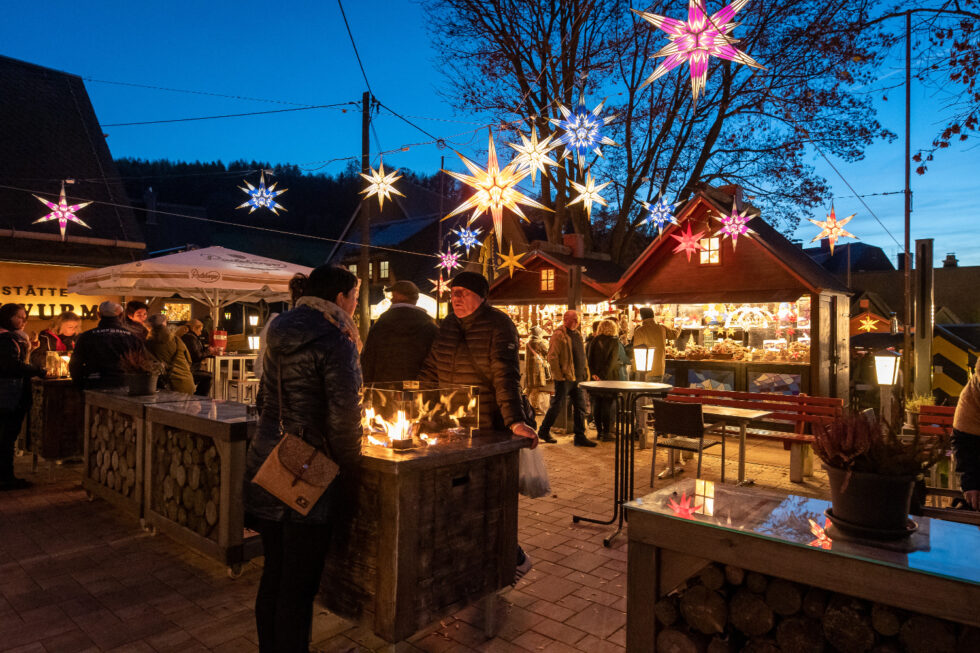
[632,0,764,103]
[643,197,678,235]
[452,225,483,255]
[549,95,618,169]
[670,222,706,262]
[808,204,857,255]
[429,275,450,297]
[359,161,405,211]
[716,206,754,249]
[436,248,462,273]
[496,243,526,279]
[238,171,287,215]
[568,172,611,221]
[508,126,559,187]
[443,130,552,247]
[858,314,879,333]
[32,182,92,241]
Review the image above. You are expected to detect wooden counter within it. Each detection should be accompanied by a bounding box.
[28,378,85,461]
[665,359,810,393]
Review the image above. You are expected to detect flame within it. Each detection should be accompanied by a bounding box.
[367,434,386,447]
[362,407,411,442]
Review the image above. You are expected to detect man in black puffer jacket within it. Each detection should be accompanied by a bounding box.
[69,302,147,389]
[361,280,437,383]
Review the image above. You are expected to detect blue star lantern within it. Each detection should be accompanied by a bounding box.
[238,171,287,215]
[452,226,483,255]
[549,94,618,170]
[643,197,677,235]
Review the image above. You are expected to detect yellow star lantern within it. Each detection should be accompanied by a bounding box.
[359,162,405,211]
[443,130,552,247]
[568,172,611,222]
[496,243,526,278]
[670,222,706,262]
[858,314,879,333]
[808,204,857,255]
[508,126,559,187]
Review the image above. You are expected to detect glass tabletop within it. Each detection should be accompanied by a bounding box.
[148,398,254,424]
[626,478,980,586]
[580,381,673,395]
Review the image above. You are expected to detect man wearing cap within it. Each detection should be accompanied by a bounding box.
[631,306,679,382]
[361,280,438,383]
[69,301,147,389]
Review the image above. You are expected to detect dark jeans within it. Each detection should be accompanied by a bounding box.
[539,381,587,438]
[193,372,212,397]
[593,397,615,438]
[0,409,27,481]
[254,517,332,653]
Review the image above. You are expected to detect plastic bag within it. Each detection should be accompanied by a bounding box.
[519,446,551,498]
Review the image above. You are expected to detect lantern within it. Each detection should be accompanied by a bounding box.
[248,335,261,351]
[248,315,259,327]
[874,350,901,386]
[633,346,656,373]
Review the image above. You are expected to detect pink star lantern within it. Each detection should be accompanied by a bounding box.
[632,0,764,102]
[717,206,753,250]
[670,222,705,262]
[33,182,92,241]
[436,248,461,273]
[808,204,857,255]
[667,492,703,519]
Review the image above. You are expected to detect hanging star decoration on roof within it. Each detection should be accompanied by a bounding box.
[238,171,287,215]
[452,225,483,255]
[429,275,450,297]
[359,161,405,211]
[632,0,764,103]
[667,492,703,520]
[436,248,462,273]
[443,130,552,247]
[808,518,832,550]
[32,182,92,241]
[670,222,706,262]
[716,206,754,250]
[549,94,618,169]
[568,172,611,221]
[858,314,879,333]
[496,243,526,279]
[808,204,857,255]
[643,197,678,235]
[508,126,559,187]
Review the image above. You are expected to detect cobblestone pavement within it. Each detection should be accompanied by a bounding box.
[0,432,829,652]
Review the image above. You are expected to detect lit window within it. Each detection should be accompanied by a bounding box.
[699,237,720,265]
[379,261,389,279]
[349,264,357,276]
[540,268,555,292]
[369,262,374,279]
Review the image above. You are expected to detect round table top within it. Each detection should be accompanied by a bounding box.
[579,381,673,395]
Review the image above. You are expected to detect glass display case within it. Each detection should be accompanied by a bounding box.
[361,381,479,449]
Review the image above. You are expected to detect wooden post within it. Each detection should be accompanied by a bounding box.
[567,265,582,311]
[914,239,934,397]
[359,90,372,341]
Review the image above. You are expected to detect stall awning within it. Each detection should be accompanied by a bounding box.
[615,289,805,305]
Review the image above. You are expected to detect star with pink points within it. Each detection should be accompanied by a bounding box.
[670,222,705,261]
[436,248,461,273]
[717,206,753,249]
[633,0,764,102]
[33,182,92,241]
[668,492,703,519]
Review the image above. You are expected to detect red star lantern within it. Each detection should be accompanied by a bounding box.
[668,492,702,519]
[808,518,832,550]
[670,222,705,262]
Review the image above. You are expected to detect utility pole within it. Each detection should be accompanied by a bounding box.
[359,90,371,340]
[902,9,913,398]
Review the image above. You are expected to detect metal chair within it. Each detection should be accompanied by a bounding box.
[649,399,726,487]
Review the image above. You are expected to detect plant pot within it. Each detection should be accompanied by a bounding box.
[823,464,915,535]
[125,373,158,396]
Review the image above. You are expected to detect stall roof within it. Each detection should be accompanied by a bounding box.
[488,249,624,305]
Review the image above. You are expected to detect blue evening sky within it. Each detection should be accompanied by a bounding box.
[1,1,976,265]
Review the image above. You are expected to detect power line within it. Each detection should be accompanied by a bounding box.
[101,101,359,127]
[83,77,316,107]
[337,0,373,96]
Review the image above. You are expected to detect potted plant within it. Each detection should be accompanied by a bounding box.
[904,392,935,427]
[813,405,948,538]
[120,349,164,396]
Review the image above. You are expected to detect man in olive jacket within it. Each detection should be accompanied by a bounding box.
[538,310,596,446]
[361,281,437,383]
[631,306,680,381]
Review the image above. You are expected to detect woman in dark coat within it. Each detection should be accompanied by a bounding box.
[0,304,45,490]
[244,265,363,653]
[586,319,629,442]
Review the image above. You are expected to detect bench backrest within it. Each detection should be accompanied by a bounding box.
[666,388,844,433]
[915,405,955,437]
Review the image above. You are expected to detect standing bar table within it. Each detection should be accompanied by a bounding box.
[577,381,672,546]
[207,353,257,400]
[701,405,772,485]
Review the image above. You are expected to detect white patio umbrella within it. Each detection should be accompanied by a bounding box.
[67,246,313,324]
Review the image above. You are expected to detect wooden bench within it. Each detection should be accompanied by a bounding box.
[912,405,957,498]
[648,388,844,482]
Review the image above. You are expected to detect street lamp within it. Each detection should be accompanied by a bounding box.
[248,314,259,328]
[634,346,656,374]
[874,350,902,386]
[248,335,261,350]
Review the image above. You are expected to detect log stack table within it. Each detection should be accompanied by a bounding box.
[28,378,85,463]
[321,432,529,643]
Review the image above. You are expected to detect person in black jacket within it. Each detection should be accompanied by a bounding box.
[69,302,146,389]
[244,265,363,653]
[1,303,46,490]
[180,319,214,396]
[586,319,629,441]
[361,280,437,383]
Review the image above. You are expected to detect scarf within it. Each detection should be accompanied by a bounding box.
[296,296,362,353]
[0,328,31,363]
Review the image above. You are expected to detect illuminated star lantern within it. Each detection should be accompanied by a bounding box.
[643,197,678,235]
[632,0,764,102]
[238,171,287,215]
[436,248,462,273]
[808,518,832,550]
[568,172,611,221]
[667,492,703,520]
[496,243,526,279]
[716,206,753,250]
[859,314,879,333]
[452,225,483,255]
[670,222,706,262]
[443,130,552,247]
[33,182,92,241]
[549,95,618,169]
[429,275,450,297]
[359,162,405,211]
[808,204,857,255]
[508,126,559,187]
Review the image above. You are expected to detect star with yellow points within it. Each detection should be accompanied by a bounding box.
[858,314,879,333]
[808,204,857,255]
[359,162,405,211]
[670,222,705,262]
[508,126,559,187]
[33,181,92,241]
[429,275,450,297]
[496,243,526,278]
[568,172,611,221]
[443,130,552,247]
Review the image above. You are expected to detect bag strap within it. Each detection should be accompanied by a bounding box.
[275,357,337,460]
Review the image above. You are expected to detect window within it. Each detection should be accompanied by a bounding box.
[369,262,374,279]
[379,260,389,279]
[699,237,720,265]
[540,268,555,292]
[349,264,357,276]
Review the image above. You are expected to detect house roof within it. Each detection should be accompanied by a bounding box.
[804,242,895,275]
[487,248,624,301]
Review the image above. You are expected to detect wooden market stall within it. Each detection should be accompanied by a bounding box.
[613,186,851,398]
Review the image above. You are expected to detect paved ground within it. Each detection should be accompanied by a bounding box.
[0,431,829,653]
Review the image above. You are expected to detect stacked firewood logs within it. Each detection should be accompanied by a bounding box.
[87,408,138,498]
[151,427,221,539]
[654,564,979,652]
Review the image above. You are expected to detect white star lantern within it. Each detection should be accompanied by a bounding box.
[568,172,611,221]
[808,204,857,255]
[33,182,92,241]
[238,171,287,215]
[359,162,405,211]
[550,95,618,170]
[508,126,559,187]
